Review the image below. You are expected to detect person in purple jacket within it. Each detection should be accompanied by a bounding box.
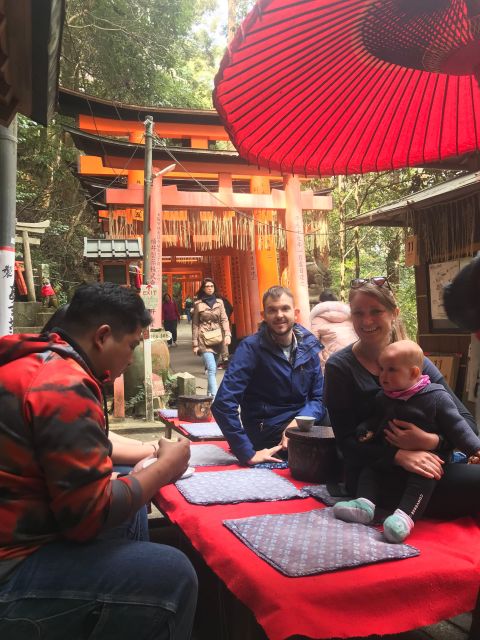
[333,339,480,542]
[162,293,180,346]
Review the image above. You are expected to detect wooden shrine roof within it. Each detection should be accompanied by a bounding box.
[64,125,285,177]
[0,0,64,126]
[58,87,223,126]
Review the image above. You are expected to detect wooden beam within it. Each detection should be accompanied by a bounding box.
[78,114,230,141]
[105,185,332,210]
[79,155,282,182]
[103,154,284,177]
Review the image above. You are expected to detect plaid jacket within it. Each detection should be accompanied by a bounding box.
[0,333,131,580]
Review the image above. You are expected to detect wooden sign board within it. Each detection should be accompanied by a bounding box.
[151,329,172,342]
[426,353,461,389]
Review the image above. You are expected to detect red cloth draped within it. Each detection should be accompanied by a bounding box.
[155,441,480,639]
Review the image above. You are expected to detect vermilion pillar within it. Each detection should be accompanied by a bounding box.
[239,254,253,335]
[251,176,279,302]
[284,174,310,327]
[149,175,163,328]
[246,252,261,331]
[231,253,246,337]
[220,255,234,316]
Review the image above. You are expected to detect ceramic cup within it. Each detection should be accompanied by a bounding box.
[295,415,315,432]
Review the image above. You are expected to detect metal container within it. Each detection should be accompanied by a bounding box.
[177,395,213,422]
[286,425,343,483]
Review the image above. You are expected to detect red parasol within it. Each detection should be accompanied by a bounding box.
[214,0,480,176]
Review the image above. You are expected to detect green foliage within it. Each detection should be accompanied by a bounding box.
[16,1,223,301]
[306,168,465,339]
[162,372,179,408]
[62,0,220,107]
[124,384,146,415]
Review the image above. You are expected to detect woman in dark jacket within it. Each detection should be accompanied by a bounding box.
[162,293,180,346]
[192,278,231,396]
[325,277,480,519]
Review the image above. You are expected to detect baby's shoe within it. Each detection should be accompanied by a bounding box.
[383,509,414,543]
[333,497,375,524]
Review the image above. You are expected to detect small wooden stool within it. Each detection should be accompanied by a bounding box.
[286,425,343,484]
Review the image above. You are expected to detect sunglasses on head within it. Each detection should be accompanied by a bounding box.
[350,277,391,290]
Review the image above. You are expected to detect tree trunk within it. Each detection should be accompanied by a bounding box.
[227,0,236,43]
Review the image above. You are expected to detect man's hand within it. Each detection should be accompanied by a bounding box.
[155,437,191,482]
[281,420,296,449]
[247,445,282,465]
[193,346,199,355]
[394,449,444,479]
[224,336,231,346]
[385,419,440,451]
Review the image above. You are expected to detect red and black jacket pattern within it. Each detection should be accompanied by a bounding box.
[0,333,134,574]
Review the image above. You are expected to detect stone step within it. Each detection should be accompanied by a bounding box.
[13,326,43,334]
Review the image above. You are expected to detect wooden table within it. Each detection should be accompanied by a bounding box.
[154,441,480,640]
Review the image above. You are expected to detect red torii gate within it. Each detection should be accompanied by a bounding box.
[58,88,332,333]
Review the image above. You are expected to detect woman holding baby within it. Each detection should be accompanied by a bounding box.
[324,277,480,537]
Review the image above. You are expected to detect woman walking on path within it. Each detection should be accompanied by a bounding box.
[162,293,180,346]
[192,278,231,397]
[324,277,480,520]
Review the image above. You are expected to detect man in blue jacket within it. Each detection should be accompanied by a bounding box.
[212,286,325,465]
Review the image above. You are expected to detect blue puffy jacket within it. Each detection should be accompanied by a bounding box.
[211,323,325,463]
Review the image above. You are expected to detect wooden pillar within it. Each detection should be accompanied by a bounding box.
[191,137,209,149]
[167,274,173,297]
[231,253,246,338]
[283,174,310,327]
[22,231,36,302]
[245,251,261,331]
[128,132,144,190]
[221,256,233,307]
[239,254,253,335]
[149,175,163,328]
[251,176,279,301]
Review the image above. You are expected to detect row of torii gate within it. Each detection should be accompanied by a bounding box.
[58,89,333,336]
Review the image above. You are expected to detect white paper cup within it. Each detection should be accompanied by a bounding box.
[295,416,315,432]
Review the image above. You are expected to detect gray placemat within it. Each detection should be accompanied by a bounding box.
[224,508,420,577]
[175,468,308,505]
[189,444,238,467]
[180,422,224,438]
[303,484,351,506]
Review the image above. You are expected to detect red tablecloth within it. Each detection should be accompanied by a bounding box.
[154,442,480,640]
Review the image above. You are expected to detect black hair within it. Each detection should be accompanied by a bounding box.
[444,254,480,331]
[319,289,338,302]
[262,285,294,308]
[162,293,171,302]
[195,277,217,298]
[42,304,69,334]
[63,282,151,337]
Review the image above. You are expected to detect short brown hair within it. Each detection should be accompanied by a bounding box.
[262,286,294,309]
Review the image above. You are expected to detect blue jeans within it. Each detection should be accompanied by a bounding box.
[202,351,218,396]
[0,513,198,640]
